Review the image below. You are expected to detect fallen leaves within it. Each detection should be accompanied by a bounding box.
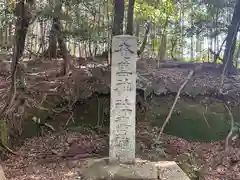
[1,122,240,180]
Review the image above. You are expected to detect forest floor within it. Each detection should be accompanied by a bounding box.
[2,122,240,180]
[0,56,240,180]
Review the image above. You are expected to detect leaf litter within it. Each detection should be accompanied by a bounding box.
[1,123,240,180]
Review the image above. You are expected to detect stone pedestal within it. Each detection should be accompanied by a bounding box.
[82,158,191,180]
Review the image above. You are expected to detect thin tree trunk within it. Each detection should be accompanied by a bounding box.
[235,44,240,67]
[0,0,33,142]
[46,1,70,75]
[54,17,70,75]
[223,0,240,74]
[180,4,184,60]
[138,21,150,56]
[126,0,135,35]
[190,4,194,61]
[47,17,59,58]
[112,0,125,36]
[158,17,168,61]
[135,19,140,41]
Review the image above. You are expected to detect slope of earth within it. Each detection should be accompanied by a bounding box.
[0,57,238,142]
[0,57,240,179]
[2,123,240,180]
[1,57,240,105]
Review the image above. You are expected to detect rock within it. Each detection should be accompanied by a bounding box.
[82,157,191,180]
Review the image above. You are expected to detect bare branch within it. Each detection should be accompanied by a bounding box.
[157,69,195,138]
[224,103,234,151]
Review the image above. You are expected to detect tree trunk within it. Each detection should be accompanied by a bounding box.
[190,4,194,61]
[13,1,31,60]
[112,0,125,36]
[180,4,184,60]
[46,2,70,75]
[47,19,58,58]
[46,1,62,58]
[54,17,70,75]
[135,19,140,40]
[222,0,240,74]
[158,17,168,61]
[0,0,32,142]
[170,38,177,61]
[138,21,150,56]
[103,0,124,61]
[158,34,167,61]
[58,35,70,75]
[235,41,240,67]
[126,0,135,35]
[214,9,219,60]
[12,0,32,84]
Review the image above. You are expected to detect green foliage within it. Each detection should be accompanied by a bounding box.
[0,0,237,62]
[135,0,160,21]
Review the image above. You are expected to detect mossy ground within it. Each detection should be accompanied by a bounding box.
[20,95,238,143]
[150,96,232,142]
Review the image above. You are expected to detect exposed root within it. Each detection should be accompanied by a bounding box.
[224,103,234,151]
[43,122,55,132]
[0,141,19,156]
[0,66,17,116]
[32,117,55,132]
[65,111,74,127]
[202,105,211,128]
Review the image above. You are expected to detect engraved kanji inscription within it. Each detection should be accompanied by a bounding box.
[113,40,136,57]
[110,35,137,164]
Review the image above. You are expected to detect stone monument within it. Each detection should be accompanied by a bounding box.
[109,35,137,164]
[81,35,191,180]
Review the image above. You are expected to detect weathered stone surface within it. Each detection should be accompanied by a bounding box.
[156,161,190,180]
[109,35,137,164]
[82,158,190,180]
[0,164,6,180]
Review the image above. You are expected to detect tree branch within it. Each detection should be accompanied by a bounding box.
[224,103,234,151]
[157,69,195,138]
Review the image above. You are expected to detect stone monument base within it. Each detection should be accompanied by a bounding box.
[81,157,190,180]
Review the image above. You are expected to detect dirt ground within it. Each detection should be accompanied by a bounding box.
[1,122,240,180]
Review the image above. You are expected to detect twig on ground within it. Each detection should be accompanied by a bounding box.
[43,122,55,132]
[65,111,74,127]
[157,69,195,138]
[224,103,234,151]
[32,117,55,132]
[0,141,18,155]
